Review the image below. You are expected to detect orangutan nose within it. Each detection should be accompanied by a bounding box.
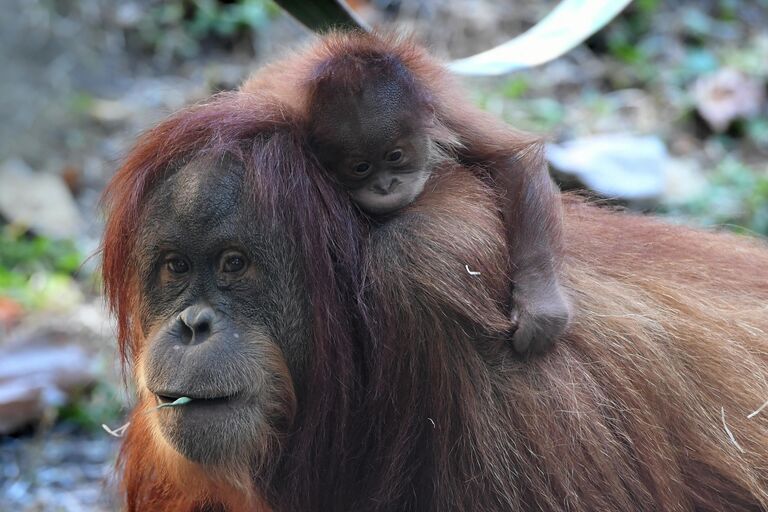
[372,178,401,194]
[177,305,217,345]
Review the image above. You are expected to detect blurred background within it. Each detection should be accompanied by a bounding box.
[0,0,766,510]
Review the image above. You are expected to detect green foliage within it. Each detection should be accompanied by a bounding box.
[0,228,84,309]
[501,76,530,100]
[134,0,279,61]
[746,118,768,152]
[58,382,125,432]
[666,158,768,235]
[154,396,193,410]
[525,98,566,131]
[0,229,81,274]
[473,91,566,134]
[679,8,715,44]
[635,0,660,14]
[604,2,656,61]
[716,0,739,21]
[67,92,96,117]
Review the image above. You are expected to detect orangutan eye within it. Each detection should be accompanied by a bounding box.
[221,252,247,273]
[165,255,189,275]
[352,162,371,175]
[386,149,403,162]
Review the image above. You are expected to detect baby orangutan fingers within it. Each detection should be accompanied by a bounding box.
[511,282,571,354]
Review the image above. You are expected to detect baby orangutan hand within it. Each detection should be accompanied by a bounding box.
[510,280,571,354]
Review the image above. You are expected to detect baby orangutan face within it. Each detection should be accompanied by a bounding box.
[311,81,434,216]
[331,126,431,216]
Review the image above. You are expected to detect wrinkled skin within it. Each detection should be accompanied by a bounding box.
[135,157,301,467]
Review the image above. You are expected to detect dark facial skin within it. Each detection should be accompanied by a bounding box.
[328,122,431,216]
[313,81,433,216]
[135,157,305,467]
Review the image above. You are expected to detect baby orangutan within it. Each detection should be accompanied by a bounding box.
[308,65,441,215]
[304,42,570,354]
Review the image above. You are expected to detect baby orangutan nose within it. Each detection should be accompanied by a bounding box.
[177,305,217,345]
[372,177,401,194]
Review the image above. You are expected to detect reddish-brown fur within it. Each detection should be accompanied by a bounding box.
[103,32,768,511]
[243,32,570,353]
[241,31,565,264]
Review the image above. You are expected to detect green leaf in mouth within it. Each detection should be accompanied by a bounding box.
[154,396,193,410]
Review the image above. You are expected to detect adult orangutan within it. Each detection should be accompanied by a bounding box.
[102,33,768,512]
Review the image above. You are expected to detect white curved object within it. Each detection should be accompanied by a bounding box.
[448,0,634,76]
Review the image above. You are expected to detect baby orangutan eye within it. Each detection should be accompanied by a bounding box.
[221,252,247,273]
[386,149,403,162]
[352,162,371,175]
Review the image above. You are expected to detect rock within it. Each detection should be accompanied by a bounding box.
[662,157,707,205]
[113,2,144,29]
[0,343,95,434]
[0,159,84,239]
[0,433,119,510]
[88,99,134,124]
[547,135,709,204]
[547,134,669,200]
[692,68,765,132]
[205,63,250,92]
[0,316,104,434]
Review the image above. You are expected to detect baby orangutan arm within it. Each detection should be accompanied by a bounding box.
[491,146,571,353]
[420,55,572,353]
